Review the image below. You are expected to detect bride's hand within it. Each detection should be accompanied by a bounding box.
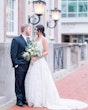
[31,57,38,63]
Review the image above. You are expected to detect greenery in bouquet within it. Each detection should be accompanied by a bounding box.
[22,40,41,61]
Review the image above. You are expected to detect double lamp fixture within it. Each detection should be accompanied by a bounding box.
[28,0,61,28]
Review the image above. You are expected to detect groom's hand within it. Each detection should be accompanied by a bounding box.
[15,65,18,68]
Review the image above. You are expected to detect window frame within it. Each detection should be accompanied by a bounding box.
[6,0,18,36]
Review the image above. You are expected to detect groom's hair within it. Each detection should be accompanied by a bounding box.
[21,24,30,32]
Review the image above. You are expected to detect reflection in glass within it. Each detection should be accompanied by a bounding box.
[61,0,88,18]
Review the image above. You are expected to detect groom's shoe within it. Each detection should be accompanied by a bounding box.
[23,101,28,105]
[16,101,23,107]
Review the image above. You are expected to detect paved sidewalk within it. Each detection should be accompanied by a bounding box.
[9,64,88,110]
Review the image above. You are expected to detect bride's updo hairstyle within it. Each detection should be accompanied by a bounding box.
[36,24,46,37]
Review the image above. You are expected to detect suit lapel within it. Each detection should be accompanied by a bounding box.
[20,35,27,46]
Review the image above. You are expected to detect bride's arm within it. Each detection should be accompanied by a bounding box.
[40,38,48,58]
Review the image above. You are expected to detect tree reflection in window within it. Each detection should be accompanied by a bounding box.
[79,2,87,12]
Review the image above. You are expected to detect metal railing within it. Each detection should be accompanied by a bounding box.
[48,43,87,73]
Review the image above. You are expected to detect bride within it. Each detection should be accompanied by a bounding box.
[25,24,88,109]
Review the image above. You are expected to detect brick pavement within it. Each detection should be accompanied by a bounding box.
[9,64,88,110]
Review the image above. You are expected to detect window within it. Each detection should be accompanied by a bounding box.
[62,3,67,12]
[78,2,87,12]
[61,0,88,18]
[68,2,77,12]
[62,2,67,17]
[68,2,77,17]
[78,2,88,17]
[6,0,18,36]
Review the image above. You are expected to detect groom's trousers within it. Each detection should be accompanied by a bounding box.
[15,64,29,102]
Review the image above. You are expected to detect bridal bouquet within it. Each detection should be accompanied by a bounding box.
[22,40,41,61]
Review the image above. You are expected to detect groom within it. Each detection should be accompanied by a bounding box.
[10,24,31,107]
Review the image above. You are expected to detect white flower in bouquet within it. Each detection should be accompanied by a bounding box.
[22,40,41,61]
[22,52,29,57]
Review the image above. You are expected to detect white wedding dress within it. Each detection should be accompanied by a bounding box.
[25,38,88,110]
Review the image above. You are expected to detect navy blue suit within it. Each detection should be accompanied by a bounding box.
[10,35,30,103]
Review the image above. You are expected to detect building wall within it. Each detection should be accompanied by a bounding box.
[0,0,27,101]
[0,1,5,43]
[58,0,61,43]
[0,0,62,42]
[0,0,61,43]
[61,18,88,34]
[0,0,27,43]
[18,0,26,34]
[61,0,88,43]
[27,0,61,43]
[0,43,15,102]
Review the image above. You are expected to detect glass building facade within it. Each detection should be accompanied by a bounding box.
[61,0,88,43]
[62,0,88,18]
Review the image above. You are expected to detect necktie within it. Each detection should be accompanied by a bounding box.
[26,38,30,45]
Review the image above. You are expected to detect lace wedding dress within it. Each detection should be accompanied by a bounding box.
[25,38,88,110]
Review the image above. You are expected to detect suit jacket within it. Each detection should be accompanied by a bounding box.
[10,35,30,67]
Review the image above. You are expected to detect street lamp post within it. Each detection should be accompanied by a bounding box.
[28,0,46,25]
[28,0,61,28]
[47,8,61,28]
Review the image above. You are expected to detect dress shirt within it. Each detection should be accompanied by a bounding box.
[22,34,27,42]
